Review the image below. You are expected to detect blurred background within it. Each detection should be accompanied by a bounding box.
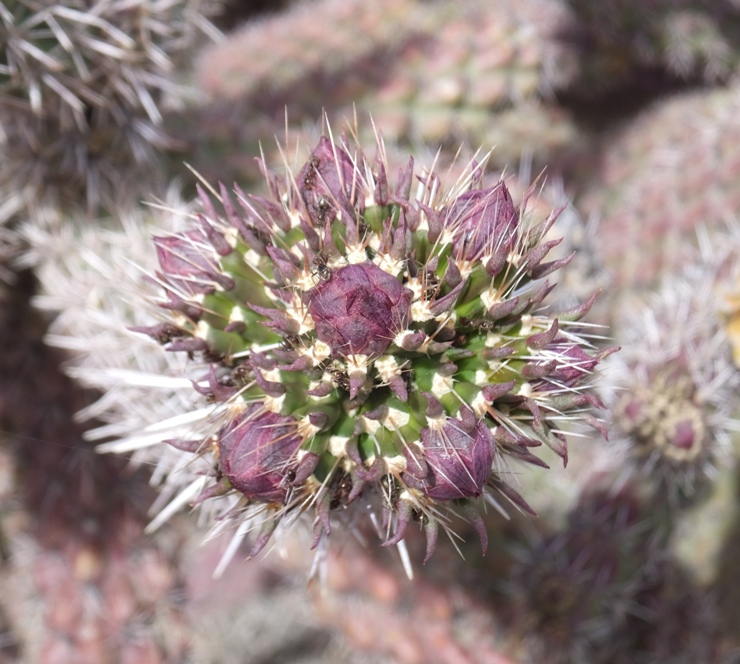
[1,0,740,661]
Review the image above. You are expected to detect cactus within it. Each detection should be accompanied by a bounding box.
[197,0,425,105]
[38,128,609,569]
[364,0,576,153]
[505,484,730,663]
[506,486,658,663]
[191,0,579,186]
[560,0,740,94]
[0,0,220,212]
[0,265,191,662]
[605,261,738,506]
[578,85,740,288]
[7,2,740,660]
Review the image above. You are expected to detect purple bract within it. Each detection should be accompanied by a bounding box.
[153,230,221,297]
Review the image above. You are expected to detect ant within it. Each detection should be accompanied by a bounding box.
[311,252,332,282]
[402,367,414,395]
[303,155,320,191]
[423,270,440,300]
[281,334,302,350]
[231,362,252,385]
[328,367,350,391]
[330,471,353,509]
[315,196,333,227]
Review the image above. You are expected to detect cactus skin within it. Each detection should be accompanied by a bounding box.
[0,0,219,212]
[505,485,729,664]
[94,127,611,565]
[506,487,654,663]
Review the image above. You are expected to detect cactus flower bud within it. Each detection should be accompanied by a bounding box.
[218,406,303,502]
[307,262,413,358]
[444,180,518,262]
[297,135,361,225]
[404,415,495,500]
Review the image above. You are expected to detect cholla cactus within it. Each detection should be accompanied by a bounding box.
[560,0,740,95]
[580,85,740,288]
[0,0,219,211]
[607,264,738,504]
[506,483,728,664]
[106,127,611,565]
[193,0,578,185]
[507,486,656,663]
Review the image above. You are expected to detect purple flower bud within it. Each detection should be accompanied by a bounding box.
[297,137,362,227]
[307,262,412,357]
[218,406,303,503]
[404,416,495,500]
[153,230,226,297]
[444,181,518,262]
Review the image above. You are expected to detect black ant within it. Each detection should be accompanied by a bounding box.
[423,270,440,300]
[311,252,332,282]
[231,362,252,385]
[328,367,350,391]
[402,367,414,394]
[471,319,494,332]
[330,471,353,509]
[203,349,226,364]
[281,334,302,350]
[315,196,333,227]
[453,332,468,347]
[303,155,320,191]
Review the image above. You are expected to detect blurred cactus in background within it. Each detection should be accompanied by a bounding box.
[505,484,729,663]
[190,0,581,186]
[1,0,740,662]
[0,0,220,214]
[0,263,192,662]
[607,267,738,505]
[579,85,740,288]
[560,0,740,95]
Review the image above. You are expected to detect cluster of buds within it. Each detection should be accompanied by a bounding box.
[134,130,611,562]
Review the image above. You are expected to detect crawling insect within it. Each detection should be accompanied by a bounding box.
[328,367,350,391]
[281,334,302,350]
[303,155,320,191]
[330,471,354,509]
[231,362,252,385]
[402,367,414,394]
[423,270,440,300]
[311,252,332,282]
[315,196,333,227]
